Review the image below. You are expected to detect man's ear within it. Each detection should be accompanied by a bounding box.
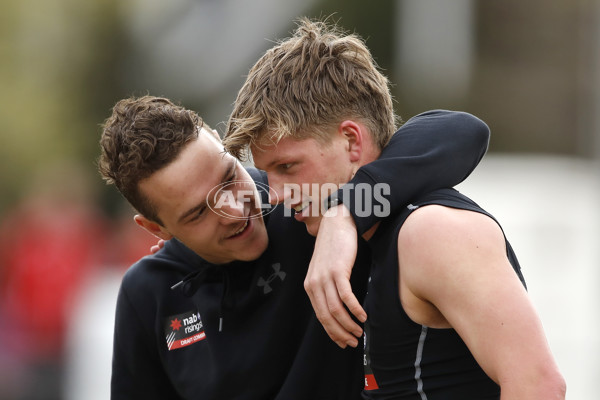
[338,120,364,163]
[133,214,173,241]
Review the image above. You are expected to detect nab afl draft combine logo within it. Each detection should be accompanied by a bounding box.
[164,310,206,350]
[207,180,277,220]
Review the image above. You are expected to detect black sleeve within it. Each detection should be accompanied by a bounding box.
[111,282,179,400]
[334,110,490,235]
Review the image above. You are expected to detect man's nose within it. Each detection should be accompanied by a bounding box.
[215,191,246,221]
[269,186,283,206]
[267,176,285,206]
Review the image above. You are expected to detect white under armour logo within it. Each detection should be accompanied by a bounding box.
[257,263,286,294]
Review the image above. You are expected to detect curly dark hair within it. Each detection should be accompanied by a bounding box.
[98,95,206,223]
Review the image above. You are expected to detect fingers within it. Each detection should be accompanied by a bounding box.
[335,278,367,323]
[305,209,364,347]
[150,239,166,254]
[305,278,365,348]
[324,282,363,338]
[307,288,360,348]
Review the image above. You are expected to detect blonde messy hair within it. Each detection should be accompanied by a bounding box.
[224,17,398,161]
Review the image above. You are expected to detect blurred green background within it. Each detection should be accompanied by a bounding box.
[0,0,598,399]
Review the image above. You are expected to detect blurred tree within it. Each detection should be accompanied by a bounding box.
[306,0,396,72]
[306,0,599,158]
[0,0,126,216]
[469,0,590,155]
[2,0,596,222]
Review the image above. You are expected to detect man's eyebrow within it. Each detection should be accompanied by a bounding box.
[223,158,237,181]
[177,202,207,224]
[259,155,285,171]
[177,158,237,224]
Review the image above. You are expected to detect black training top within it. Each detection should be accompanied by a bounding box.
[110,110,491,399]
[363,188,526,400]
[111,170,370,399]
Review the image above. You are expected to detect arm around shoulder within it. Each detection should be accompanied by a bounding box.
[337,110,490,235]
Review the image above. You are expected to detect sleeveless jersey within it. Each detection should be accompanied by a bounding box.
[362,188,526,399]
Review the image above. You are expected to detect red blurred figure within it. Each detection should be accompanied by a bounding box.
[0,163,107,398]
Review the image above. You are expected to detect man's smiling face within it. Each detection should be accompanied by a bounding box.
[136,128,268,264]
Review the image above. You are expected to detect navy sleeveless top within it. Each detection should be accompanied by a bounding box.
[362,188,526,399]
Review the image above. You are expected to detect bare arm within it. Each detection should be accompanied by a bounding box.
[398,205,566,399]
[304,205,363,348]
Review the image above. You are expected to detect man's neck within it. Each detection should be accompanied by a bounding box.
[359,142,381,167]
[358,144,383,241]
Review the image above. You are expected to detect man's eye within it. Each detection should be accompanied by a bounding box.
[279,163,293,171]
[224,171,238,185]
[188,208,206,222]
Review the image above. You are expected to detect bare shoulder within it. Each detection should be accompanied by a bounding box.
[398,204,506,265]
[397,203,512,325]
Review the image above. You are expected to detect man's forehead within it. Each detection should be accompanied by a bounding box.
[250,140,290,169]
[199,125,222,144]
[193,128,230,163]
[141,135,234,208]
[251,136,318,165]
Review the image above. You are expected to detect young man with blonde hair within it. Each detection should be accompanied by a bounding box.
[225,18,566,399]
